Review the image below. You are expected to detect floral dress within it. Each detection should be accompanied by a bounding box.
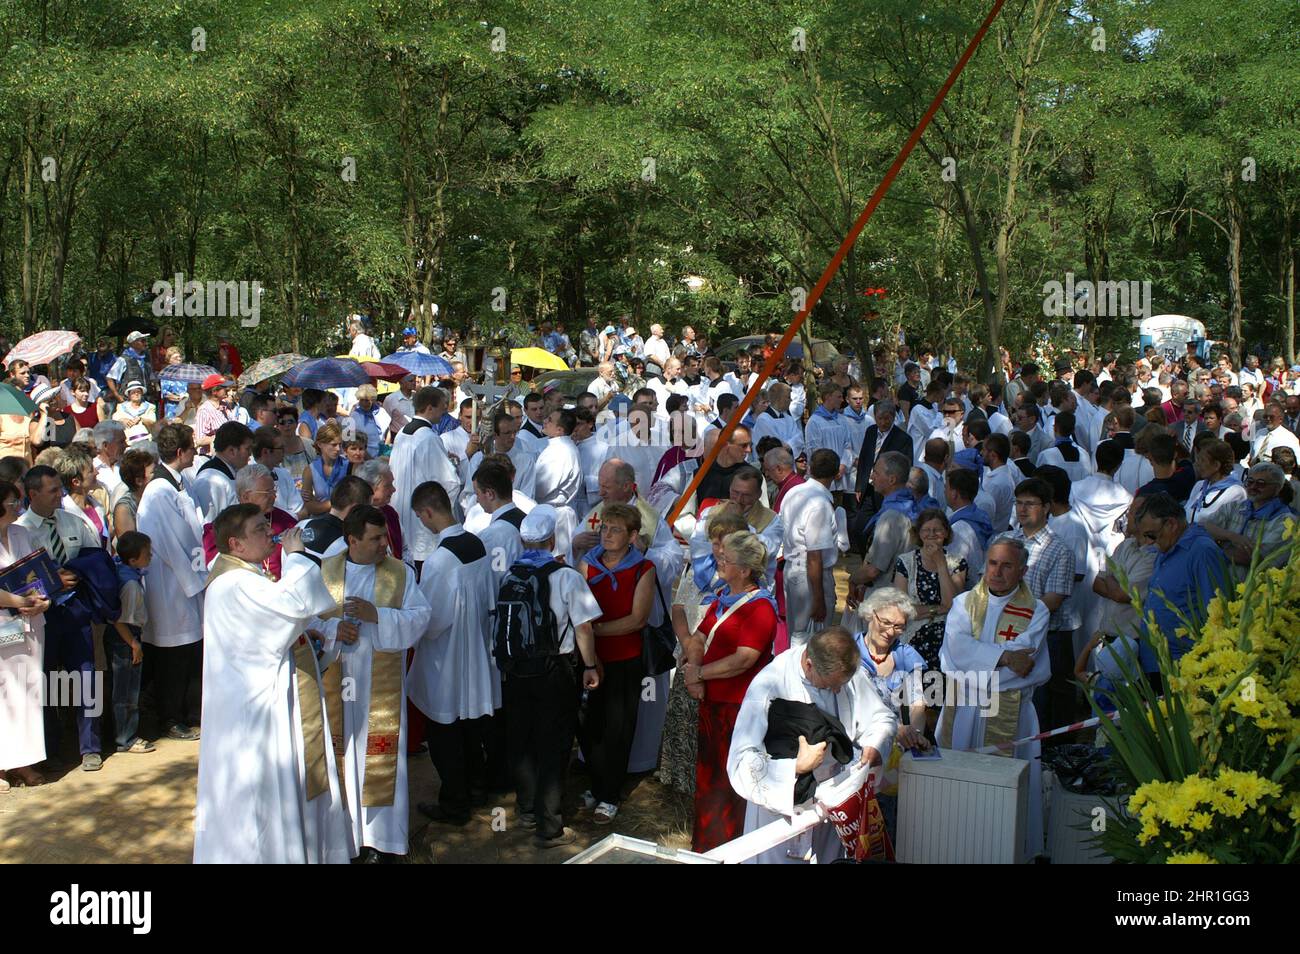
[894,549,967,673]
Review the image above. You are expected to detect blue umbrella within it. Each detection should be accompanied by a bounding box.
[282,357,371,389]
[159,362,218,384]
[382,350,453,377]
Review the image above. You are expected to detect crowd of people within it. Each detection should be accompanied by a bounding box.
[0,315,1292,864]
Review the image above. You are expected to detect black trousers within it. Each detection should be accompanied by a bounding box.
[149,640,202,730]
[578,656,643,806]
[426,716,491,820]
[1033,630,1077,741]
[505,657,581,839]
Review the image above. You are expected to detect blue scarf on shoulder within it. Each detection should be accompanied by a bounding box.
[842,407,868,426]
[582,545,645,590]
[1243,497,1290,523]
[865,488,917,535]
[812,405,838,423]
[949,504,995,549]
[703,584,778,614]
[114,555,147,588]
[516,548,555,570]
[692,553,720,593]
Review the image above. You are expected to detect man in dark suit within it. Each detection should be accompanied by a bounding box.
[1173,398,1208,452]
[851,399,913,543]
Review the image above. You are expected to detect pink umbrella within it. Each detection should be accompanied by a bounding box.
[4,330,81,368]
[359,360,414,383]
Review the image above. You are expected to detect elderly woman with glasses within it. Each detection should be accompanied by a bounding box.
[855,588,930,753]
[677,529,777,853]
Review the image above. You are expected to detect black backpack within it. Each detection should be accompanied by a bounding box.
[492,561,568,677]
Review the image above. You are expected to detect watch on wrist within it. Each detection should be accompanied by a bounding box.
[584,664,597,671]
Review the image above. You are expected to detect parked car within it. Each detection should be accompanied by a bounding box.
[531,368,599,403]
[713,335,841,373]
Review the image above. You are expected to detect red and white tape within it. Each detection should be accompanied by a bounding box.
[973,711,1120,754]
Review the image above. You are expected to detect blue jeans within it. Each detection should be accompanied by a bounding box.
[105,627,142,750]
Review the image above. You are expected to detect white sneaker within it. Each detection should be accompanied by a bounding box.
[594,802,619,824]
[580,790,597,810]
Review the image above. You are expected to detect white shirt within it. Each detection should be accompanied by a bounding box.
[982,463,1018,532]
[643,335,671,367]
[16,507,101,563]
[780,479,837,568]
[349,333,381,360]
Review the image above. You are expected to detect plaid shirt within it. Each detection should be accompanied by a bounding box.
[1003,525,1078,631]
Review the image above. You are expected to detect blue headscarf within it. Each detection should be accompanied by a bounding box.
[582,545,645,590]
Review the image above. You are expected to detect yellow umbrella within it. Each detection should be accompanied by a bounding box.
[511,347,569,372]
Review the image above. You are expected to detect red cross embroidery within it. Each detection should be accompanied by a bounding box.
[587,512,602,531]
[366,734,397,755]
[997,625,1020,641]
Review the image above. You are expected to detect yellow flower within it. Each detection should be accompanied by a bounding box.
[1168,851,1217,864]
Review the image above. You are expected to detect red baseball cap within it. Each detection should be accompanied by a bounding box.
[202,373,233,391]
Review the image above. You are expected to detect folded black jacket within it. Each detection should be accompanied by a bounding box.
[764,698,854,804]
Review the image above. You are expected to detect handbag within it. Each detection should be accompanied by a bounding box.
[641,568,677,676]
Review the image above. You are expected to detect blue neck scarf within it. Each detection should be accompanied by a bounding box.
[1053,436,1075,449]
[692,553,720,592]
[843,407,867,424]
[583,545,644,590]
[914,494,944,514]
[516,548,555,569]
[812,404,838,422]
[1194,475,1241,511]
[115,556,147,586]
[865,488,917,535]
[949,504,995,549]
[1243,497,1290,522]
[704,583,778,614]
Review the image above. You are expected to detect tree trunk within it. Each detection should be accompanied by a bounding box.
[1282,201,1296,365]
[1224,173,1244,366]
[21,130,36,334]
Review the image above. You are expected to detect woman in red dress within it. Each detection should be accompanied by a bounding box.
[576,502,656,825]
[677,530,777,853]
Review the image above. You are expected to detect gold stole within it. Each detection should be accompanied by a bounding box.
[582,496,661,553]
[206,554,330,801]
[746,501,776,534]
[318,553,408,808]
[938,580,1037,756]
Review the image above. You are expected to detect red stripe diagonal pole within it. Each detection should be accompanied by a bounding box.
[667,0,1009,530]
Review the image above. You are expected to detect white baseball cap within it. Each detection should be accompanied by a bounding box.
[519,505,558,545]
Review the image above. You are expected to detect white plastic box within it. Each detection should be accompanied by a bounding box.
[896,749,1029,864]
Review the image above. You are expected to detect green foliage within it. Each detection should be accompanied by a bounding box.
[0,0,1294,365]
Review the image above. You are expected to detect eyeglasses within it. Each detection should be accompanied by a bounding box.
[873,613,907,634]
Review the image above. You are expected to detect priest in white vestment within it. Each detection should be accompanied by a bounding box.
[312,506,432,859]
[938,539,1050,860]
[390,387,462,567]
[194,510,351,864]
[727,628,896,864]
